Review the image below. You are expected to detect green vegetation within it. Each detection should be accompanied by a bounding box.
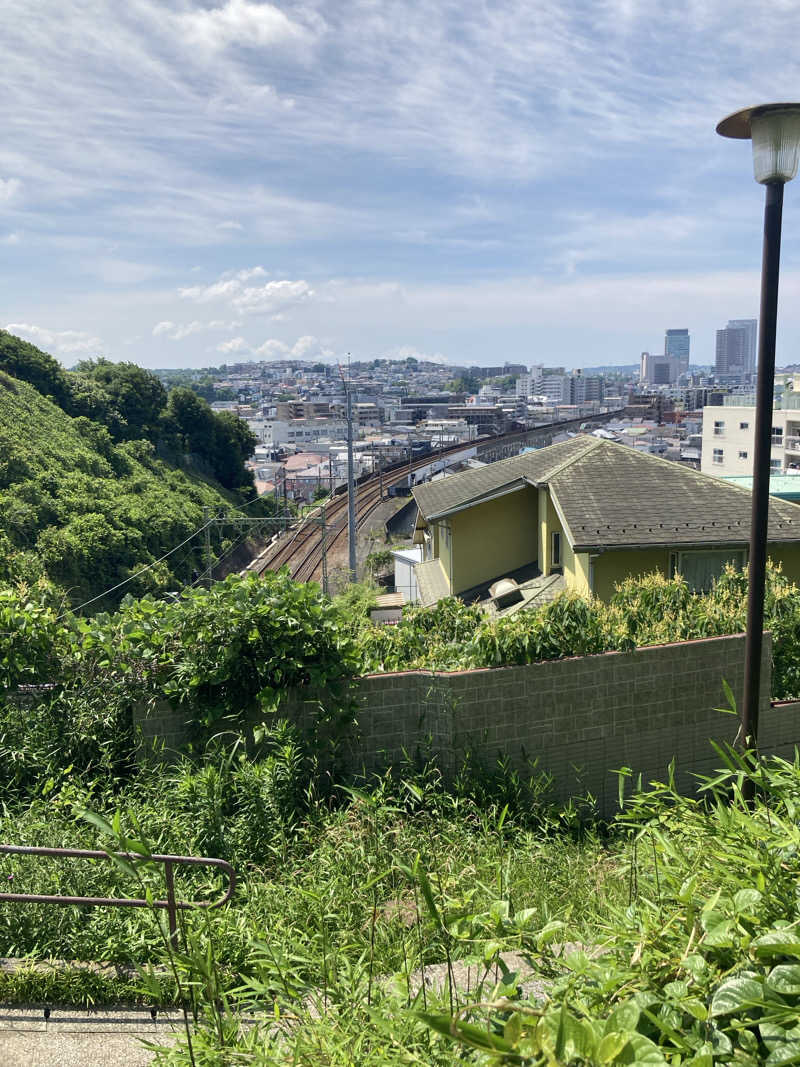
[2,569,800,1062]
[357,566,800,699]
[2,674,800,1064]
[0,332,280,607]
[0,331,257,491]
[153,365,237,403]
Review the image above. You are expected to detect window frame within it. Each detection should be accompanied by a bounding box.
[551,530,562,567]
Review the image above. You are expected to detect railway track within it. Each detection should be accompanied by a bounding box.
[252,463,407,582]
[249,410,619,583]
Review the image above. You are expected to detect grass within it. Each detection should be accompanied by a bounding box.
[4,715,800,1064]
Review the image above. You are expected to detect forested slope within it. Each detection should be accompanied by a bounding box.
[0,369,238,605]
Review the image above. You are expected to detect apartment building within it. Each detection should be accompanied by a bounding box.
[700,399,800,477]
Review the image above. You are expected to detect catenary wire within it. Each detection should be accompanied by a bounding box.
[55,520,214,621]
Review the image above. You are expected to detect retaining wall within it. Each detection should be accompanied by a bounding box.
[133,633,800,817]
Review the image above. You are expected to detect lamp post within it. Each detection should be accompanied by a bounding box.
[717,104,800,758]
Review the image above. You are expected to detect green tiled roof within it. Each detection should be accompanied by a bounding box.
[413,437,800,551]
[413,437,596,520]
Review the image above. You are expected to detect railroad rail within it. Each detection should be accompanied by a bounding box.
[252,445,443,581]
[252,412,620,582]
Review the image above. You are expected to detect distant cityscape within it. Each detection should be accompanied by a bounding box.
[153,316,800,506]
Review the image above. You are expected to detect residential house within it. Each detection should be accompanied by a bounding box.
[411,436,800,606]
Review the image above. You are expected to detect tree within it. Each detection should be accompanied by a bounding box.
[0,329,71,407]
[211,411,257,491]
[162,388,256,491]
[74,359,167,442]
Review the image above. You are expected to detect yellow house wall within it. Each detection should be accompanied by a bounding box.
[592,548,672,601]
[436,520,453,589]
[538,490,592,595]
[538,488,549,574]
[766,545,800,584]
[449,486,538,593]
[565,550,592,596]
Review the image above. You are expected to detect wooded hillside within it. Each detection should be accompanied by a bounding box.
[0,367,247,606]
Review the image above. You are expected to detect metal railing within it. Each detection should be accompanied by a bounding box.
[0,844,236,946]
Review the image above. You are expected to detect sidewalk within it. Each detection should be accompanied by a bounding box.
[0,1006,182,1066]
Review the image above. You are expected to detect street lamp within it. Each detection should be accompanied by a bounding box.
[717,104,800,757]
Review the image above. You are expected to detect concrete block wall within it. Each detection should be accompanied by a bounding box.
[131,633,800,817]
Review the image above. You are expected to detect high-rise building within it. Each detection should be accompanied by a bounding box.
[640,351,672,385]
[715,319,757,380]
[665,329,690,378]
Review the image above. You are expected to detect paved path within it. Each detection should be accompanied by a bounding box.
[0,1007,181,1066]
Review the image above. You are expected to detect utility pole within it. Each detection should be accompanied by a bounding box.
[202,506,213,588]
[342,358,357,583]
[378,449,383,500]
[320,504,329,597]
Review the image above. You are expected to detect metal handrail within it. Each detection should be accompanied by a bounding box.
[0,844,236,946]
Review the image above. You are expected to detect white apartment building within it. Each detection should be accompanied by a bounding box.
[539,375,570,403]
[701,401,800,477]
[256,416,348,447]
[516,365,544,397]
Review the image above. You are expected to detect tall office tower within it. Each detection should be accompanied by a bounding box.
[727,319,757,375]
[716,319,757,379]
[665,328,690,378]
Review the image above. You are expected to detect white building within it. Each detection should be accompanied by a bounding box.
[257,417,348,446]
[516,365,544,398]
[539,375,570,403]
[701,400,800,477]
[392,547,423,603]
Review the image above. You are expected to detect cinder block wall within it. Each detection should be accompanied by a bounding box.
[133,633,800,816]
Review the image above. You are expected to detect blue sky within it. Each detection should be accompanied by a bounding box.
[3,0,800,370]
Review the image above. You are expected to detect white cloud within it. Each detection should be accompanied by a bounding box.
[180,270,313,317]
[1,231,21,245]
[234,280,314,315]
[5,323,104,358]
[0,178,21,202]
[175,0,313,52]
[153,319,239,340]
[217,333,334,360]
[217,336,252,354]
[379,344,449,364]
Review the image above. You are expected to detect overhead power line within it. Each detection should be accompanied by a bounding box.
[56,519,214,621]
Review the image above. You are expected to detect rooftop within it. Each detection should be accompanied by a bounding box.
[413,436,800,552]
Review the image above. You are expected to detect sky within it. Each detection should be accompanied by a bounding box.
[3,0,800,371]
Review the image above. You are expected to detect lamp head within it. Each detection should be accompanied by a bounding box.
[717,103,800,184]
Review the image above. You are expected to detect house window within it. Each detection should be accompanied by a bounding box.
[771,458,782,472]
[713,449,724,464]
[772,426,784,443]
[738,450,748,460]
[740,421,749,430]
[713,421,725,435]
[672,549,746,592]
[551,531,562,567]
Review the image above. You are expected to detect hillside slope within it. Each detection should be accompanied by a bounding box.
[0,370,238,606]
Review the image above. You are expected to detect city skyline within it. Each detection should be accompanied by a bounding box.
[3,1,800,369]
